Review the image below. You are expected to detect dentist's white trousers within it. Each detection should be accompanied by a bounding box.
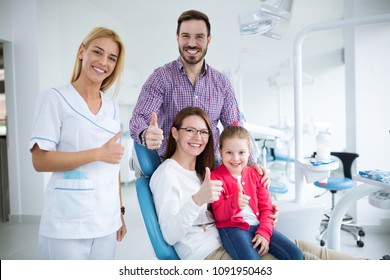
[38,233,116,260]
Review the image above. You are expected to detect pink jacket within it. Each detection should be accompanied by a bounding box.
[211,164,274,242]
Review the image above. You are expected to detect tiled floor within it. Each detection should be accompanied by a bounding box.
[1,182,389,260]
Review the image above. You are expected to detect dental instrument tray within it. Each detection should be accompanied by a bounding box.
[358,169,390,185]
[358,169,390,209]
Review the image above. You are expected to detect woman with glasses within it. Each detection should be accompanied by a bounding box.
[150,107,227,260]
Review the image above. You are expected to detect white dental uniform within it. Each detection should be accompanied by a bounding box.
[29,84,122,239]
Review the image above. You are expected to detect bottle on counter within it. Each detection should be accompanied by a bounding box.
[316,130,331,161]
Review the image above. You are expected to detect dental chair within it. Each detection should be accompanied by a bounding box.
[133,142,180,260]
[313,152,365,247]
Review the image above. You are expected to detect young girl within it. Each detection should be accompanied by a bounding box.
[211,124,303,260]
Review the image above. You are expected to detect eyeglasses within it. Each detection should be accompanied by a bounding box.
[179,127,210,138]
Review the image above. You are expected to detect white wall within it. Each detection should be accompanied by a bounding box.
[0,0,388,221]
[353,0,390,224]
[354,0,390,171]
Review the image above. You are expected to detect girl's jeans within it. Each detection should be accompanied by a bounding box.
[219,225,304,260]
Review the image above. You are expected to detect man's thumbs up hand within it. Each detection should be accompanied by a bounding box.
[143,112,163,149]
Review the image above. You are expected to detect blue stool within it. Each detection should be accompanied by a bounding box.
[314,152,365,247]
[260,146,289,200]
[269,181,288,200]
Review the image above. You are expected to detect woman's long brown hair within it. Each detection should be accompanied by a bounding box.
[164,107,215,181]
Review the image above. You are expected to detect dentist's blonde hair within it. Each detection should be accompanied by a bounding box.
[70,27,125,97]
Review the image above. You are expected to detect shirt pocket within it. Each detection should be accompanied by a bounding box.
[51,179,94,220]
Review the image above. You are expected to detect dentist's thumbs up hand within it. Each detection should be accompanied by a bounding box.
[193,167,223,206]
[144,112,164,149]
[100,130,124,164]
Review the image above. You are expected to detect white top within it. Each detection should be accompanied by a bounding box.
[29,84,122,239]
[150,159,221,260]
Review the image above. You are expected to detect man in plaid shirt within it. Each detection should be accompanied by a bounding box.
[129,10,269,186]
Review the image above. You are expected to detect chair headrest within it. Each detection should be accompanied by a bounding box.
[134,142,162,177]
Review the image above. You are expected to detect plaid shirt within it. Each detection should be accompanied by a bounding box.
[129,57,242,159]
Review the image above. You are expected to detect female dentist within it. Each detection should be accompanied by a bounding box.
[30,27,127,259]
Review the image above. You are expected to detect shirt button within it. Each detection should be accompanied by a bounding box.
[256,212,259,216]
[242,181,245,185]
[195,95,198,99]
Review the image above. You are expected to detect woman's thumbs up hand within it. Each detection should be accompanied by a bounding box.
[192,167,223,206]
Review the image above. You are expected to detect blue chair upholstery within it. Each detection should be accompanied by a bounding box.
[314,152,359,191]
[133,142,179,260]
